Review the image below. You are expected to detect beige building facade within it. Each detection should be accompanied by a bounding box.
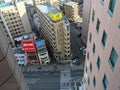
[33,0,58,7]
[36,4,70,62]
[64,1,79,21]
[0,25,28,90]
[0,1,32,47]
[84,0,120,90]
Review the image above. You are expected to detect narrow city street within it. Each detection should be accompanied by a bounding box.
[70,23,86,64]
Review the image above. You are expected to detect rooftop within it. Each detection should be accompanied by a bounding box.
[36,40,45,48]
[0,2,13,8]
[38,4,59,14]
[14,33,37,41]
[37,3,69,23]
[65,1,78,8]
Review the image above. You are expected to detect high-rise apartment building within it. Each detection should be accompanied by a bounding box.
[0,2,32,47]
[0,0,11,4]
[64,1,79,21]
[82,0,91,45]
[33,0,58,7]
[84,0,120,90]
[0,25,28,90]
[36,40,50,65]
[36,4,70,62]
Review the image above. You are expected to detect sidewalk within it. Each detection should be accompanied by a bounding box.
[60,69,71,90]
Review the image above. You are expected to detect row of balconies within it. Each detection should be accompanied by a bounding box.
[64,42,70,47]
[6,18,21,24]
[38,12,54,31]
[7,22,22,27]
[10,29,24,34]
[8,27,24,31]
[9,28,24,34]
[12,32,24,38]
[6,21,22,27]
[4,15,20,21]
[4,15,20,19]
[41,23,55,40]
[41,28,56,48]
[41,20,55,37]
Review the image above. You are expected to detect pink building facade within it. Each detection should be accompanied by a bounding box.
[83,0,120,90]
[82,0,91,45]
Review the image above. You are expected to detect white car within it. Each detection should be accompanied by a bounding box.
[82,49,86,53]
[80,47,86,51]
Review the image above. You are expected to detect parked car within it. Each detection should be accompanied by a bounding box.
[77,33,82,37]
[80,47,86,55]
[80,47,86,51]
[82,52,86,55]
[82,49,86,53]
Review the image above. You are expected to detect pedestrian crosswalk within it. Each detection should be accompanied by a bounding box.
[25,78,39,84]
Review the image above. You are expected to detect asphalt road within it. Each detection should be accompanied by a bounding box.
[70,23,85,64]
[69,23,85,89]
[24,73,60,90]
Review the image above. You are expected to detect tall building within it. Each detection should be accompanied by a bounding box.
[82,0,91,45]
[0,0,5,3]
[36,40,50,65]
[0,24,28,90]
[21,37,40,65]
[36,4,70,62]
[64,1,79,21]
[33,0,58,7]
[0,2,32,47]
[0,0,12,4]
[84,0,120,90]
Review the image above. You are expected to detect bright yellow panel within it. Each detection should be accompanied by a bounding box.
[48,12,62,22]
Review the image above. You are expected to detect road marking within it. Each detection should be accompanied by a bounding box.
[26,78,39,84]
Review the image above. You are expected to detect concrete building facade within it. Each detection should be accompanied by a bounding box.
[82,0,91,45]
[0,25,28,90]
[0,2,32,47]
[36,4,70,62]
[36,40,50,65]
[84,0,120,90]
[14,53,27,66]
[64,1,79,21]
[33,0,58,6]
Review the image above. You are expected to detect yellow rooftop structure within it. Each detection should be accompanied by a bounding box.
[38,4,63,22]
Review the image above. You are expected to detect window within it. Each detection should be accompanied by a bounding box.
[101,30,107,48]
[89,32,92,42]
[103,74,108,90]
[88,77,90,85]
[92,9,95,21]
[93,76,96,87]
[87,52,89,60]
[93,43,96,54]
[90,62,92,72]
[0,21,4,25]
[108,0,116,16]
[97,56,101,70]
[108,47,118,70]
[118,22,120,29]
[86,67,87,73]
[100,0,104,5]
[96,19,100,33]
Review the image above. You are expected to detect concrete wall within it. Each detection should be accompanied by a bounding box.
[16,2,32,34]
[0,26,29,90]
